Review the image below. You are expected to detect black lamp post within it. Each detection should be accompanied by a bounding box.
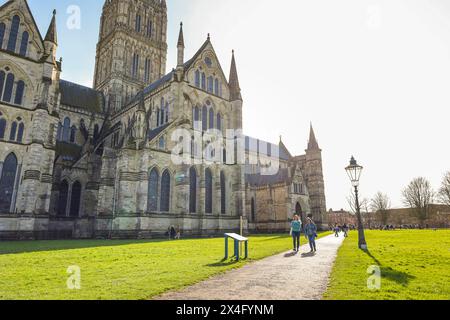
[345,156,368,250]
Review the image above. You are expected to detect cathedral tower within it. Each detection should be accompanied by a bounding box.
[93,0,168,112]
[305,124,327,228]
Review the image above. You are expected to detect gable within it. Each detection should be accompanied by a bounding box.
[185,40,230,99]
[0,0,45,59]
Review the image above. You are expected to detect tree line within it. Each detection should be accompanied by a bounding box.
[347,171,450,226]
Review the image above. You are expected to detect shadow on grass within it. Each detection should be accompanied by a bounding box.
[0,238,173,255]
[260,236,290,241]
[206,258,241,267]
[363,250,416,286]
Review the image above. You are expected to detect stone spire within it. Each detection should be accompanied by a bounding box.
[44,9,57,45]
[229,50,242,101]
[307,123,320,150]
[177,22,184,67]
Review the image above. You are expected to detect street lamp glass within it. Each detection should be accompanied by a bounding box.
[345,156,363,186]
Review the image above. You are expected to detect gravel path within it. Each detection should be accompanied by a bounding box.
[156,234,345,300]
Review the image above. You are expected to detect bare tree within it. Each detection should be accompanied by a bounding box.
[347,190,368,215]
[438,171,450,207]
[346,190,371,227]
[402,177,435,226]
[370,192,391,225]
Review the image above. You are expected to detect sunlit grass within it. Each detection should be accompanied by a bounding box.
[325,230,450,300]
[0,233,329,300]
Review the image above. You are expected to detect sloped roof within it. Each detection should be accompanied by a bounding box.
[245,168,291,187]
[59,80,104,113]
[55,141,82,162]
[245,136,291,161]
[148,123,170,141]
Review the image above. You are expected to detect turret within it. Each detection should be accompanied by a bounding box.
[307,123,320,151]
[177,22,185,69]
[229,50,242,101]
[305,124,327,229]
[44,10,58,61]
[229,50,243,130]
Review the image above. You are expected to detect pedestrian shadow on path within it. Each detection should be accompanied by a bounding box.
[301,252,316,258]
[284,252,298,258]
[364,250,416,287]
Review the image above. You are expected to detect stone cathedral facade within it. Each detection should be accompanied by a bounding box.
[0,0,327,240]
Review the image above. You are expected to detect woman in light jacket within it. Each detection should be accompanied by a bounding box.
[291,215,302,252]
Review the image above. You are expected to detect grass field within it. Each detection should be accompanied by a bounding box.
[0,233,329,300]
[324,230,450,300]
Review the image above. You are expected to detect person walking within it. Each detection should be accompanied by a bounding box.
[169,225,177,240]
[305,218,318,253]
[290,215,302,252]
[334,225,340,237]
[343,223,349,238]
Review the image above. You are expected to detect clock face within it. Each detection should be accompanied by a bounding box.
[205,57,212,68]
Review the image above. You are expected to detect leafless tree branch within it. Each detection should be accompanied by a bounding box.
[402,177,435,225]
[438,171,450,207]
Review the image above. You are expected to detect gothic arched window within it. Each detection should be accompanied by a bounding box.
[0,23,5,49]
[156,108,160,127]
[70,126,77,143]
[2,73,15,103]
[158,136,165,150]
[7,15,20,52]
[194,106,200,130]
[147,168,159,212]
[160,170,171,212]
[94,124,100,141]
[62,118,71,142]
[207,76,214,93]
[195,70,200,87]
[0,112,6,139]
[215,79,220,96]
[202,106,207,132]
[8,121,16,142]
[0,153,18,212]
[19,31,28,57]
[165,102,169,123]
[189,167,197,213]
[70,181,82,217]
[220,171,226,214]
[57,180,69,216]
[217,113,222,132]
[144,58,151,82]
[251,198,256,222]
[209,108,214,129]
[0,71,5,97]
[132,53,139,78]
[146,20,152,37]
[16,121,24,143]
[135,14,141,33]
[201,73,206,90]
[56,122,63,141]
[205,168,213,214]
[14,80,25,105]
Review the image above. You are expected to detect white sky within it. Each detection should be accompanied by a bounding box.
[30,0,450,211]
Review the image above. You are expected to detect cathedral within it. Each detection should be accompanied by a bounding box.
[0,0,327,240]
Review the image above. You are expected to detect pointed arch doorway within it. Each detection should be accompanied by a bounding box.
[295,202,306,226]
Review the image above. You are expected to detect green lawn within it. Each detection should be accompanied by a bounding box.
[0,233,328,300]
[325,230,450,300]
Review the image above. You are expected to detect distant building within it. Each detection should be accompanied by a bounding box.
[327,209,357,226]
[366,205,450,228]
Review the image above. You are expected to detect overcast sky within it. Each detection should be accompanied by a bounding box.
[25,0,450,211]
